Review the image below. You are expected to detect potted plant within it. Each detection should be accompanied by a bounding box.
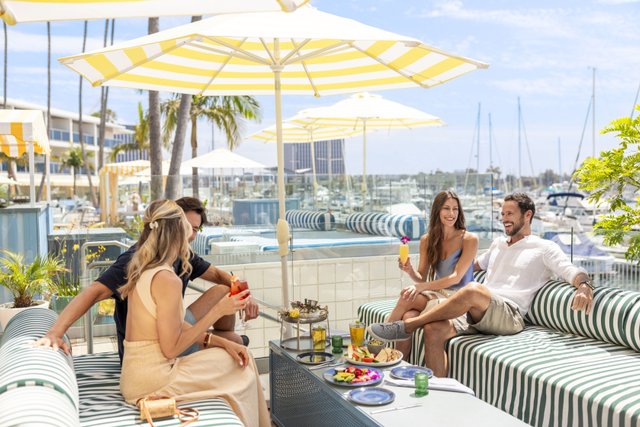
[0,249,67,329]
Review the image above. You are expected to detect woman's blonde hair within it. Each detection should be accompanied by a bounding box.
[119,199,192,299]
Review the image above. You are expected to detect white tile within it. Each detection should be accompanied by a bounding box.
[244,269,264,289]
[297,285,319,301]
[299,263,319,286]
[352,280,369,299]
[352,261,370,281]
[369,279,387,298]
[262,267,282,289]
[335,282,353,301]
[318,263,336,284]
[318,282,336,304]
[369,260,385,281]
[335,261,353,282]
[336,301,353,320]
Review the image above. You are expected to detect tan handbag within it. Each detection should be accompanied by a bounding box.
[137,396,199,426]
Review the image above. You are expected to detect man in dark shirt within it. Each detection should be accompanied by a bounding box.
[35,197,258,360]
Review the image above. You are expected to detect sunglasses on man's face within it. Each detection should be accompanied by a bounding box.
[191,225,203,233]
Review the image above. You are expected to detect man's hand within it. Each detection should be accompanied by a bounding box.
[571,285,593,314]
[223,339,249,367]
[33,332,71,355]
[243,297,259,321]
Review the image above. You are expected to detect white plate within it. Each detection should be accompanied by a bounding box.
[345,350,403,367]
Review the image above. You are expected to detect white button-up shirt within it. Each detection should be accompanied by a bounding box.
[476,235,585,315]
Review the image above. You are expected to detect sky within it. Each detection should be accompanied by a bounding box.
[2,0,640,177]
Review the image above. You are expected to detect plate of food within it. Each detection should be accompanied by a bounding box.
[345,345,403,367]
[390,365,433,380]
[296,351,335,365]
[323,366,383,387]
[346,387,395,406]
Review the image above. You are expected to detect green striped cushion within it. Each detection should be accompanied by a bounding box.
[528,281,640,352]
[448,326,640,427]
[0,337,79,410]
[74,352,244,427]
[0,386,80,426]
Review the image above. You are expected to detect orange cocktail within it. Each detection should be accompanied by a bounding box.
[399,244,409,265]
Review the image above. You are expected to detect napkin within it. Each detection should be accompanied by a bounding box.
[384,377,475,396]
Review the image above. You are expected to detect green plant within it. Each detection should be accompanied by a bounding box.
[117,214,144,240]
[574,105,640,262]
[0,250,67,308]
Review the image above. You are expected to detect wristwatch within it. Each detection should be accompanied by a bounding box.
[579,279,595,290]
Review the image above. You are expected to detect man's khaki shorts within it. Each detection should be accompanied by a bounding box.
[453,293,525,336]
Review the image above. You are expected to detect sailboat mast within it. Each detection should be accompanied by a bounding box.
[476,102,481,195]
[592,67,596,157]
[518,97,522,183]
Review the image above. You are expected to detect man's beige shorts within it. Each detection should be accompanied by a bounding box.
[453,293,525,336]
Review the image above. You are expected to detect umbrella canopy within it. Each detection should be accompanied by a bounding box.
[251,116,360,197]
[60,5,487,308]
[0,0,309,24]
[0,109,50,156]
[181,148,266,170]
[294,92,445,197]
[0,109,51,205]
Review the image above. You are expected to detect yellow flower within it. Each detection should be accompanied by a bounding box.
[73,244,80,251]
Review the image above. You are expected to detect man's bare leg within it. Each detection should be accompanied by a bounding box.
[404,283,492,333]
[423,320,457,377]
[187,285,243,344]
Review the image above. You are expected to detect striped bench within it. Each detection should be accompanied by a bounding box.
[0,309,244,426]
[358,272,640,427]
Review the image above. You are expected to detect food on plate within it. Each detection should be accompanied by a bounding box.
[374,348,402,363]
[288,308,300,318]
[332,366,380,384]
[348,344,401,364]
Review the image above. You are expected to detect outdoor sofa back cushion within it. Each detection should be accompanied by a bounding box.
[527,281,640,352]
[345,212,426,239]
[286,209,335,231]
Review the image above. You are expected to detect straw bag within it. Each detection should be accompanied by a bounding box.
[137,396,199,426]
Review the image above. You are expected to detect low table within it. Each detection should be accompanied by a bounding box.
[269,340,528,427]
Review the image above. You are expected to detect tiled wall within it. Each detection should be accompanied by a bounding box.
[186,254,404,358]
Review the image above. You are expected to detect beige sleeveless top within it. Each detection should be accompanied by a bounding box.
[126,264,184,341]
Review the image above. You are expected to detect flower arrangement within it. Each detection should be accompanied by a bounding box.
[400,236,411,244]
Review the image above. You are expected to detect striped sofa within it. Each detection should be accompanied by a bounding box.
[285,209,335,231]
[358,272,640,427]
[0,309,243,426]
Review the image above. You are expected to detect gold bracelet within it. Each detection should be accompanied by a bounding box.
[203,331,212,349]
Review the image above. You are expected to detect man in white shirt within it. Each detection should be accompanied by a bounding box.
[369,193,594,377]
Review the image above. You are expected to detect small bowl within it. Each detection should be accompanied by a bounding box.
[367,340,385,355]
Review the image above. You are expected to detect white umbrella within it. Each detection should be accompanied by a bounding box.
[294,92,445,198]
[60,5,487,308]
[0,0,309,24]
[181,148,265,170]
[251,116,361,198]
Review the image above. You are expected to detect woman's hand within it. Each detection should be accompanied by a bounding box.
[215,290,249,317]
[398,257,413,274]
[401,285,418,301]
[223,339,249,368]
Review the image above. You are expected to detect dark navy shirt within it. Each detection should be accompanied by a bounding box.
[96,245,211,362]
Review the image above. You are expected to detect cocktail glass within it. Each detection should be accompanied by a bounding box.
[230,278,250,329]
[349,321,365,347]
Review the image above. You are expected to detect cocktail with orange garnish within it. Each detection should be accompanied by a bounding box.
[230,275,250,327]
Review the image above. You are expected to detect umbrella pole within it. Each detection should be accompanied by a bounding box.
[361,120,367,210]
[28,141,35,207]
[272,55,290,311]
[309,129,317,208]
[45,153,51,203]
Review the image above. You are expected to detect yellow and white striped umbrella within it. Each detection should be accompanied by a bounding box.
[100,160,151,176]
[0,0,309,24]
[251,117,360,195]
[293,92,445,195]
[59,6,487,96]
[0,109,50,157]
[60,4,487,309]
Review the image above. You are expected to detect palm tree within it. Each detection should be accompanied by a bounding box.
[147,17,163,201]
[162,95,261,198]
[109,102,149,161]
[62,147,93,197]
[96,18,115,171]
[36,21,51,202]
[77,20,98,207]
